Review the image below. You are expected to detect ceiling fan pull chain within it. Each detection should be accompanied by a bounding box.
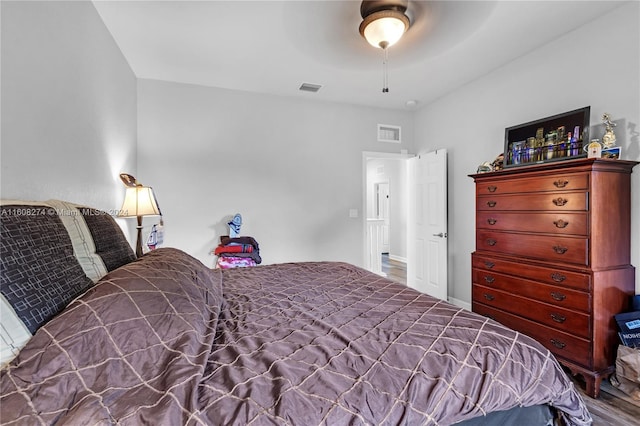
[382,48,389,93]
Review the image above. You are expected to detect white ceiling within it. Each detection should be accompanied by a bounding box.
[93,0,624,111]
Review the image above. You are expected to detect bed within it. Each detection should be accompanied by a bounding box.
[0,200,592,425]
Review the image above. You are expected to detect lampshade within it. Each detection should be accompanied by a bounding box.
[359,10,410,49]
[118,186,160,218]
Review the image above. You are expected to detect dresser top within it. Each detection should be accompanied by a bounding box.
[470,158,638,180]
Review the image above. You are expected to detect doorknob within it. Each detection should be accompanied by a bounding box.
[432,232,446,238]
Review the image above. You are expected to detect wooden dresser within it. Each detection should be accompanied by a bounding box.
[470,158,637,398]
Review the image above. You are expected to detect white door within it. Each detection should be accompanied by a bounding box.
[375,182,390,253]
[407,149,448,300]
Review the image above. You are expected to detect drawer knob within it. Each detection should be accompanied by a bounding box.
[486,200,497,208]
[487,185,497,193]
[553,180,569,188]
[550,339,566,349]
[484,275,495,284]
[551,313,567,323]
[552,197,568,207]
[553,219,569,229]
[553,245,568,254]
[487,218,497,225]
[551,273,566,282]
[483,293,495,301]
[550,292,566,301]
[484,261,495,269]
[486,239,497,246]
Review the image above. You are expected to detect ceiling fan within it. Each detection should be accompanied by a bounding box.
[358,0,412,93]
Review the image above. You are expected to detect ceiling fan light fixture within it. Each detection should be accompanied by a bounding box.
[359,10,409,49]
[359,1,411,93]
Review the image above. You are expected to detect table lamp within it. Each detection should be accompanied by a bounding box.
[118,173,161,257]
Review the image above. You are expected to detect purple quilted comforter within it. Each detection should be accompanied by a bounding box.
[0,248,591,425]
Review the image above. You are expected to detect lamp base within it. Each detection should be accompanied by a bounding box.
[136,216,143,258]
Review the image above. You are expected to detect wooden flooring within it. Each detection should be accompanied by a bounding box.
[571,373,640,425]
[380,254,640,425]
[381,254,406,285]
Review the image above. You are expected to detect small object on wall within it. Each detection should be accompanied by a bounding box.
[228,213,242,238]
[586,139,602,158]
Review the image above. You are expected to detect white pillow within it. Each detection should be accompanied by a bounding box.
[45,199,108,282]
[0,294,32,367]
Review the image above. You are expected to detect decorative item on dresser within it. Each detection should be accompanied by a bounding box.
[470,158,638,398]
[503,106,591,168]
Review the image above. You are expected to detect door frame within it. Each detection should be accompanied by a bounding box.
[362,151,413,272]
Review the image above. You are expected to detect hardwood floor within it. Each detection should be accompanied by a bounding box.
[381,254,406,285]
[380,254,640,424]
[571,373,640,425]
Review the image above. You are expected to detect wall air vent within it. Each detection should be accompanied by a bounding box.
[378,124,401,143]
[299,83,322,93]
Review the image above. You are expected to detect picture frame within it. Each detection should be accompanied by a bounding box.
[602,146,621,159]
[503,106,591,168]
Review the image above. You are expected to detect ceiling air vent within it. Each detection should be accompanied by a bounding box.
[299,83,322,93]
[378,124,401,143]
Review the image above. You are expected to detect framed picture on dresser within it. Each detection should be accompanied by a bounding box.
[602,146,621,159]
[503,106,591,168]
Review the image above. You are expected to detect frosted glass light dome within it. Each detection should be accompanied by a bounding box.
[359,9,410,49]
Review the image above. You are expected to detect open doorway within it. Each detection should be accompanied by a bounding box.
[363,150,448,299]
[362,152,411,282]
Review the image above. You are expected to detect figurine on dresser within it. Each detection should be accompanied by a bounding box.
[601,112,617,149]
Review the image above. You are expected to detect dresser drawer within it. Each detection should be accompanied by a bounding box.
[472,254,591,291]
[476,173,589,195]
[476,211,588,235]
[477,231,588,265]
[473,303,591,367]
[472,269,590,312]
[473,284,590,337]
[477,191,588,211]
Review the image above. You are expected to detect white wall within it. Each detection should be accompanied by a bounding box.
[413,2,640,302]
[137,79,413,267]
[0,1,137,212]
